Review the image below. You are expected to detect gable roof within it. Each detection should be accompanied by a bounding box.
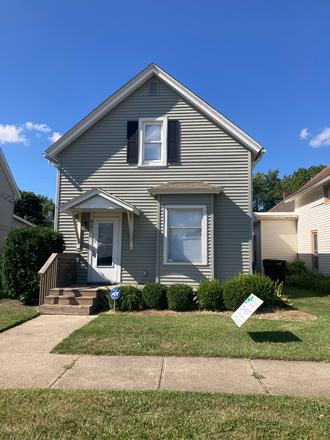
[0,148,20,200]
[268,198,295,213]
[58,188,141,215]
[285,165,330,202]
[45,64,265,160]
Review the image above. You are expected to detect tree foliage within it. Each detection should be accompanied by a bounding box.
[14,191,55,228]
[1,227,65,305]
[253,164,326,212]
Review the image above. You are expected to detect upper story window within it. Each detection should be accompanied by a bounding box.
[138,117,167,167]
[127,119,179,165]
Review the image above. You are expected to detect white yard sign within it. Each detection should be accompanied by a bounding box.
[231,294,264,327]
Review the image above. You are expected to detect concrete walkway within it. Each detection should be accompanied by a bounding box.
[0,315,329,397]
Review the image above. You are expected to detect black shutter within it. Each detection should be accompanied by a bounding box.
[167,120,179,162]
[127,121,138,163]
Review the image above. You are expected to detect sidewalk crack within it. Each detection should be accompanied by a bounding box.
[245,359,271,395]
[48,355,81,389]
[157,357,165,391]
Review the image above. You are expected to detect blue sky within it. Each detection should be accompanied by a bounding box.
[1,0,329,201]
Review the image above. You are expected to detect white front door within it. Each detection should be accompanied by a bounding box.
[90,216,121,283]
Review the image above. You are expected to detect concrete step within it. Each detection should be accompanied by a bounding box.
[44,296,95,306]
[39,304,94,315]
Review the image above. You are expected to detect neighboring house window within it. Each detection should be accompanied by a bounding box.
[324,185,330,204]
[311,230,319,271]
[163,205,207,265]
[138,117,167,167]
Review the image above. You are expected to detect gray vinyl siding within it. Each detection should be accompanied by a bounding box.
[0,162,14,258]
[58,77,251,284]
[253,221,262,273]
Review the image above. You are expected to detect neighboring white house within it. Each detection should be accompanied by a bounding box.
[43,63,266,287]
[0,148,33,259]
[253,165,330,276]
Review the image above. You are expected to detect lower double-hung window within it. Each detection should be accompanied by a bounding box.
[164,205,207,264]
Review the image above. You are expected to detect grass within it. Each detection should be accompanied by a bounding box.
[0,308,39,332]
[53,286,330,361]
[0,389,329,439]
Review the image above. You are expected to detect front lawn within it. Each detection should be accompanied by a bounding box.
[0,389,329,439]
[53,287,330,361]
[0,308,39,333]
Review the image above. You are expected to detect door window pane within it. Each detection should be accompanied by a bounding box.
[97,223,113,266]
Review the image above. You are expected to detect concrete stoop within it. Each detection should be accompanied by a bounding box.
[39,286,107,315]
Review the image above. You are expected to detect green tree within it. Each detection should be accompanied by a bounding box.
[253,169,282,212]
[288,165,326,195]
[14,191,55,228]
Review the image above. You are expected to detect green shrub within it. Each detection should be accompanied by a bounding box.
[222,273,276,311]
[197,278,223,310]
[106,285,145,312]
[142,283,168,310]
[285,261,308,278]
[1,227,65,305]
[285,261,330,295]
[167,284,194,311]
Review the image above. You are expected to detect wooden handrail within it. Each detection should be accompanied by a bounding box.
[39,253,79,307]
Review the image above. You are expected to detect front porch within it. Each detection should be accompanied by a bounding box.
[38,253,114,315]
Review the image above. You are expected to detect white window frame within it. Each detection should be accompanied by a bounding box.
[138,117,167,167]
[163,205,207,265]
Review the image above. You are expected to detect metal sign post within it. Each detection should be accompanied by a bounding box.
[110,288,121,313]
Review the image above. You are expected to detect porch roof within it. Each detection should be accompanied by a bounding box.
[148,181,223,195]
[58,188,141,216]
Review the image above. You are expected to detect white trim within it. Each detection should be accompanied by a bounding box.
[58,188,141,216]
[285,175,330,202]
[13,214,34,227]
[0,148,20,200]
[254,212,298,221]
[148,187,223,195]
[138,117,167,167]
[163,205,207,266]
[45,64,264,158]
[87,212,122,283]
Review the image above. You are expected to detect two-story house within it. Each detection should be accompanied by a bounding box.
[253,165,330,275]
[40,64,265,313]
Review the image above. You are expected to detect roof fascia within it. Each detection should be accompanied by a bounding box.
[148,187,223,196]
[0,148,20,199]
[46,64,264,157]
[13,214,34,226]
[59,188,141,215]
[285,175,330,202]
[254,213,298,220]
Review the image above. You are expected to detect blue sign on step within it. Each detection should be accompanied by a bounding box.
[110,288,121,300]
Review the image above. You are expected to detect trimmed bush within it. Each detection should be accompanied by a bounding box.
[1,227,65,305]
[142,283,168,310]
[197,278,223,310]
[222,273,276,311]
[167,284,194,311]
[107,285,145,312]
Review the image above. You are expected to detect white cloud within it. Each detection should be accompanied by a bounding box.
[48,132,62,143]
[299,128,311,139]
[309,127,330,148]
[25,122,51,132]
[0,124,28,145]
[36,132,41,138]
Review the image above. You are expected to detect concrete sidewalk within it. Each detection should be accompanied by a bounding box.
[0,315,329,397]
